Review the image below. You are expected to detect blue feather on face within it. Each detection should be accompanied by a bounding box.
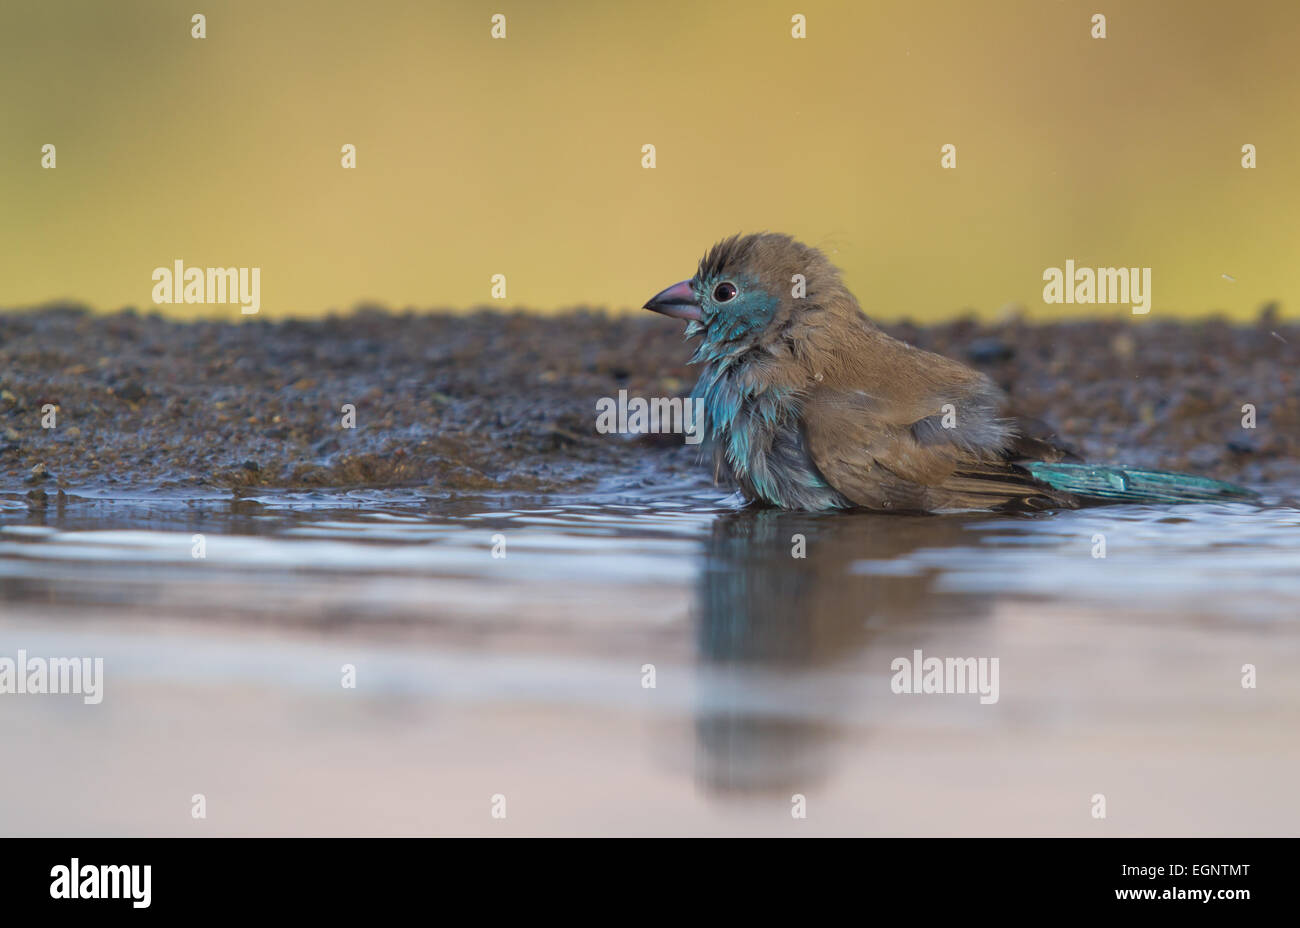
[687,273,780,364]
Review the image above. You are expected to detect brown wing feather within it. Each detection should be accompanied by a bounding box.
[797,320,1078,511]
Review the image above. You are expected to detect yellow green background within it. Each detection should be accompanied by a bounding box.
[2,0,1296,320]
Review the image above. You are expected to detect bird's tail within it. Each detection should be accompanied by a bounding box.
[1024,462,1260,505]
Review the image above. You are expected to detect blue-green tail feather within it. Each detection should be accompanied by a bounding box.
[1024,462,1260,504]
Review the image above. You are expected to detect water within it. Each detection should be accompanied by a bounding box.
[2,486,1298,836]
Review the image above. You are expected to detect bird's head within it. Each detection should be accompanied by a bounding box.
[643,233,850,362]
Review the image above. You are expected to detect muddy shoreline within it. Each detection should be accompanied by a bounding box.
[1,305,1297,497]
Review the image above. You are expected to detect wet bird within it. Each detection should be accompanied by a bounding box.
[643,233,1258,512]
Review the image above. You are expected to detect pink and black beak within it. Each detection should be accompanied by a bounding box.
[643,279,702,322]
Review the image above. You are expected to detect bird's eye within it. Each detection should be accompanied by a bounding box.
[713,282,738,303]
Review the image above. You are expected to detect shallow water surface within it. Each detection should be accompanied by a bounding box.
[1,486,1298,835]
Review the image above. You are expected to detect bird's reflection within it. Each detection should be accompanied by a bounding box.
[691,507,1002,793]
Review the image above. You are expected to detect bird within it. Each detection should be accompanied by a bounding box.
[643,232,1259,512]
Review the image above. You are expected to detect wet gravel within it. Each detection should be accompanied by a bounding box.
[1,304,1297,498]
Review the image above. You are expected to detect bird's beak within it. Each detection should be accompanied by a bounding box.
[643,279,702,321]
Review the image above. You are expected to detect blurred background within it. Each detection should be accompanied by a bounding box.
[3,1,1300,839]
[2,0,1297,320]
